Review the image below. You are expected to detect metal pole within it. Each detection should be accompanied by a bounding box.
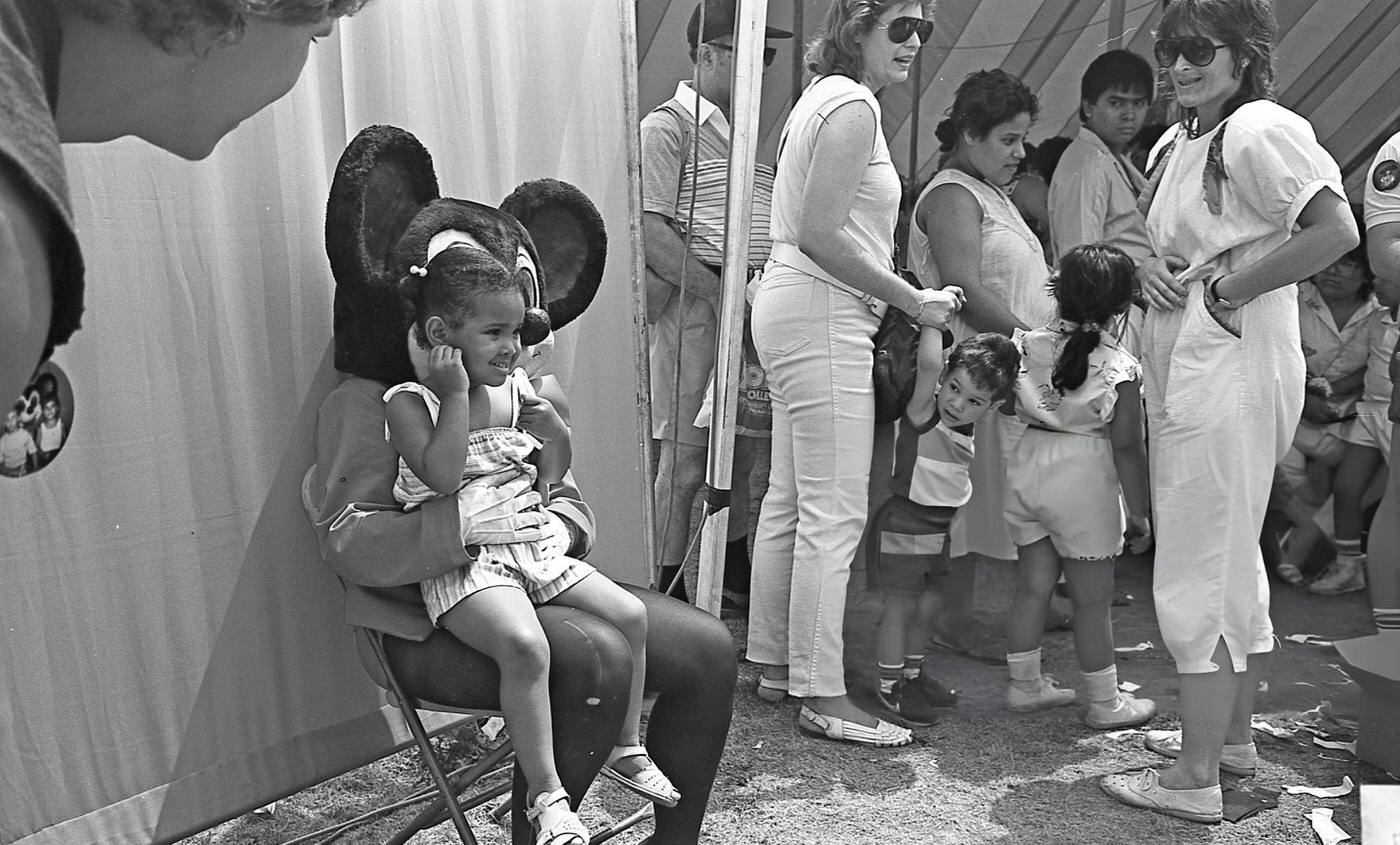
[1108,0,1126,50]
[695,0,769,617]
[908,49,922,184]
[791,0,804,105]
[618,0,658,588]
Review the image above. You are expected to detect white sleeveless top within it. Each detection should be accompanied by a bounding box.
[909,168,1053,338]
[769,75,901,286]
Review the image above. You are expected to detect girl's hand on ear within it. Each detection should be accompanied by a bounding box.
[425,345,471,397]
[517,394,567,443]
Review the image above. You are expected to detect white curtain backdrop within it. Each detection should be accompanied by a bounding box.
[0,2,645,842]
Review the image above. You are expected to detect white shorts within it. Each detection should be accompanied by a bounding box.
[1341,403,1392,464]
[1005,428,1123,560]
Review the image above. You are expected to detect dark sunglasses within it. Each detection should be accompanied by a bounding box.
[1153,36,1231,68]
[876,16,934,44]
[706,42,777,68]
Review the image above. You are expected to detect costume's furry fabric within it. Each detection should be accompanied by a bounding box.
[325,125,606,385]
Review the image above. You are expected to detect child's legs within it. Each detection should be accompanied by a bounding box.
[549,572,650,746]
[438,587,558,801]
[876,592,919,667]
[1061,558,1116,673]
[1334,442,1383,543]
[1007,538,1062,655]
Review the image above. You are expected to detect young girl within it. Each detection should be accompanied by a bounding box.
[1001,243,1156,729]
[384,244,678,845]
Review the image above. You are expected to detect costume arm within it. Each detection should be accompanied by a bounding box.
[531,373,595,558]
[0,160,54,409]
[308,378,474,586]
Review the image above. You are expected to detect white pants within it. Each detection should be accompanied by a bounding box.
[745,270,881,697]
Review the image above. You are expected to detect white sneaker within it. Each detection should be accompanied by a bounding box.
[1006,676,1076,712]
[1309,559,1366,596]
[1144,729,1257,776]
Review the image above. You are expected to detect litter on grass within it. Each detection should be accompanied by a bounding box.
[1286,634,1335,647]
[1118,681,1141,693]
[1287,776,1355,798]
[1305,807,1351,844]
[1251,719,1296,739]
[1113,642,1154,654]
[1312,737,1356,753]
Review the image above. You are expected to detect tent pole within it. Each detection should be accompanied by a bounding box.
[909,50,921,186]
[696,0,769,617]
[791,1,804,106]
[618,0,659,588]
[1108,0,1126,50]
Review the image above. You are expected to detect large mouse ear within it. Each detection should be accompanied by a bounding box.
[499,179,606,330]
[326,125,439,383]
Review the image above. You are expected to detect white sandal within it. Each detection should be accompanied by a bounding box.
[526,788,588,845]
[601,745,681,807]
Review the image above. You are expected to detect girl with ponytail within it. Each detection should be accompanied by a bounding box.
[999,243,1156,731]
[384,242,679,844]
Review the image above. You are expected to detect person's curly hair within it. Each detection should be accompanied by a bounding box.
[59,0,369,55]
[934,68,1039,153]
[805,0,935,81]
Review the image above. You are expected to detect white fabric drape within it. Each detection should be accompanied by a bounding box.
[1,2,644,842]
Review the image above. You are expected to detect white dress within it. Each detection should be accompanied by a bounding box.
[1142,100,1345,673]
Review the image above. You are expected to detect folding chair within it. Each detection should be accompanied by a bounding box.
[361,628,652,845]
[361,627,516,845]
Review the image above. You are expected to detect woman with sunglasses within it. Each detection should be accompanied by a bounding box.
[746,0,962,748]
[1098,0,1358,823]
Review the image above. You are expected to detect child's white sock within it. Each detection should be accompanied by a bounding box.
[1007,648,1043,686]
[902,654,925,681]
[1374,608,1400,631]
[878,662,903,695]
[1082,665,1119,704]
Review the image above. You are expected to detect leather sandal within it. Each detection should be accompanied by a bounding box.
[526,788,588,845]
[796,705,913,748]
[601,745,680,807]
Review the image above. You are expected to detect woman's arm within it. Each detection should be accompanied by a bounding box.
[917,182,1028,336]
[795,101,960,328]
[1213,190,1359,305]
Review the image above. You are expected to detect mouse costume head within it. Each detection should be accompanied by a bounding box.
[325,124,606,384]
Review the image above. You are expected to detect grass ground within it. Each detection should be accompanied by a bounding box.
[184,550,1393,845]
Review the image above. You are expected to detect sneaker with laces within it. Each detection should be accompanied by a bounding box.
[903,674,959,709]
[1006,676,1076,712]
[1308,559,1366,595]
[876,680,940,726]
[1144,729,1257,776]
[1085,692,1157,729]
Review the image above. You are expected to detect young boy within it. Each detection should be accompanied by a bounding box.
[869,330,1021,725]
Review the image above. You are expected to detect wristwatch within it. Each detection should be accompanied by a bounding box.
[1207,276,1241,310]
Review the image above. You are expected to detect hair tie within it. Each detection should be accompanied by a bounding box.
[408,265,428,277]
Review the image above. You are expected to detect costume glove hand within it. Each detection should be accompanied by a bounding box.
[457,474,547,546]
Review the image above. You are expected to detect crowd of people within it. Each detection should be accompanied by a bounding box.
[5,0,1397,841]
[644,0,1396,829]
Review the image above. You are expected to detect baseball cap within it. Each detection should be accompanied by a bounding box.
[687,0,793,48]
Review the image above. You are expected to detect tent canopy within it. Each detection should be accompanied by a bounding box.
[638,0,1400,200]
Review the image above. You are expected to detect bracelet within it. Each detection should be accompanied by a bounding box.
[1208,276,1242,310]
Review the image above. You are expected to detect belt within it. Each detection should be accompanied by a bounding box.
[767,242,882,308]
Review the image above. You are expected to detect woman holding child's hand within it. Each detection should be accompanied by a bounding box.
[746,0,944,749]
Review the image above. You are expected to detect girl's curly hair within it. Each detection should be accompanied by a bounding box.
[1048,243,1136,395]
[398,245,550,351]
